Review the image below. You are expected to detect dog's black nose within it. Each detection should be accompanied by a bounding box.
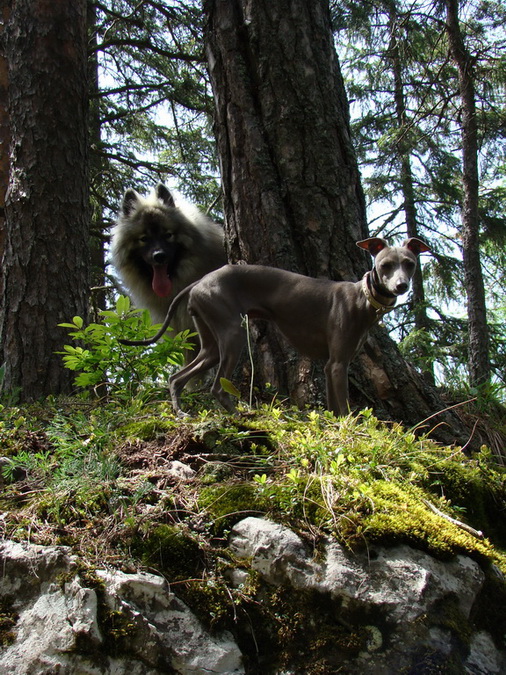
[152,250,168,264]
[396,282,409,294]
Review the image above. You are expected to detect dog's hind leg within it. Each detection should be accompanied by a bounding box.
[169,318,219,415]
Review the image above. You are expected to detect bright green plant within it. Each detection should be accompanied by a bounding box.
[58,295,194,400]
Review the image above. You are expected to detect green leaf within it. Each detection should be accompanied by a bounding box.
[220,378,241,399]
[115,295,131,315]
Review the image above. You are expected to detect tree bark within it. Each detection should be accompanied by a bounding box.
[445,0,490,388]
[205,0,369,405]
[204,0,475,448]
[0,1,10,263]
[0,0,90,401]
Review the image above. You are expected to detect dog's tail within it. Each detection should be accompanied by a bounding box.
[119,281,199,347]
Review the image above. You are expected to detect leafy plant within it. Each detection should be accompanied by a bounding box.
[59,295,194,400]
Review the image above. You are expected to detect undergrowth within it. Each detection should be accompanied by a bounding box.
[1,398,505,574]
[2,393,506,672]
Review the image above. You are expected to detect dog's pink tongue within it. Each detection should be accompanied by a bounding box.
[152,265,173,298]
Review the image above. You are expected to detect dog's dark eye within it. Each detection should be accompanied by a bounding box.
[138,235,148,244]
[380,262,392,273]
[164,232,174,241]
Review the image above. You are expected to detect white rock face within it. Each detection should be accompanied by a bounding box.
[228,517,506,674]
[1,520,505,674]
[96,568,242,675]
[0,540,243,675]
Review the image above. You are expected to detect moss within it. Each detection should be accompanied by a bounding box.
[180,577,238,633]
[129,524,205,580]
[200,461,235,484]
[35,484,112,527]
[426,459,506,548]
[115,417,177,441]
[198,482,268,534]
[98,609,139,651]
[361,481,500,563]
[0,600,18,647]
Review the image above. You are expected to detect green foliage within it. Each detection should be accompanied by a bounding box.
[361,481,498,560]
[58,295,193,400]
[1,396,505,673]
[129,524,205,580]
[336,0,506,389]
[92,0,221,216]
[1,397,506,617]
[219,378,241,400]
[198,483,265,535]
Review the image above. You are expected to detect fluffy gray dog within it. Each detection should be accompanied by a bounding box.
[111,183,226,335]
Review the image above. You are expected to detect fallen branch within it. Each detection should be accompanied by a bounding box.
[422,499,484,539]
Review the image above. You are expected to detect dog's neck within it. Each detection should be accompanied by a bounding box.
[362,270,397,318]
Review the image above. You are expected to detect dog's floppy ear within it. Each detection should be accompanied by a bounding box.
[356,237,389,258]
[402,238,431,256]
[156,183,176,208]
[121,189,141,217]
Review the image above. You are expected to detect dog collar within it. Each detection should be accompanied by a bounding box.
[362,272,397,318]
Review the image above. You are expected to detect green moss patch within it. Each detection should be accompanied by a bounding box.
[361,481,500,563]
[129,524,205,580]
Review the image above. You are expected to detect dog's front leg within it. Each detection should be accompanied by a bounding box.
[324,359,350,417]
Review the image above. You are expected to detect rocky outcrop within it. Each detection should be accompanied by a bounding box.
[0,540,243,674]
[229,517,505,673]
[1,518,505,674]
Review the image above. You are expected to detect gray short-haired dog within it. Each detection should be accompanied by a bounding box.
[121,237,430,416]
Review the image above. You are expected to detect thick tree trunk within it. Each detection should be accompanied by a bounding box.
[0,0,89,401]
[204,0,474,448]
[445,0,490,388]
[205,0,368,405]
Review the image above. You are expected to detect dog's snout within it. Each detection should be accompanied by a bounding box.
[395,281,409,294]
[152,249,168,265]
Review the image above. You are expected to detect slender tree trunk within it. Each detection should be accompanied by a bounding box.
[88,1,108,318]
[445,0,490,388]
[387,0,434,384]
[204,0,475,448]
[0,0,89,401]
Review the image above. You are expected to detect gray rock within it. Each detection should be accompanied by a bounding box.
[167,460,196,480]
[0,540,243,675]
[229,517,505,673]
[229,516,485,620]
[1,518,505,675]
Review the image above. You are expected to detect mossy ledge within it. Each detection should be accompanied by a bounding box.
[1,398,506,671]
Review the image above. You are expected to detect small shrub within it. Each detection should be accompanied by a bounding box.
[59,295,194,400]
